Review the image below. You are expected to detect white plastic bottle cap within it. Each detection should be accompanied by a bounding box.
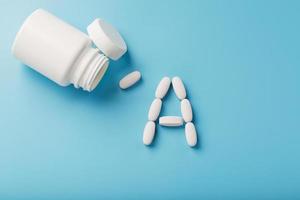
[87,18,127,60]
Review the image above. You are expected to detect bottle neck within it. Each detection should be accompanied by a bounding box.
[71,47,109,92]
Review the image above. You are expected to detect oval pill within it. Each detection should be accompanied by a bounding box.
[143,121,156,145]
[185,122,197,147]
[155,77,171,99]
[148,98,162,121]
[172,76,186,100]
[181,99,193,122]
[119,70,141,89]
[159,116,183,127]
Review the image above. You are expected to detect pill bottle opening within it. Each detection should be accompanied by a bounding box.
[89,59,109,91]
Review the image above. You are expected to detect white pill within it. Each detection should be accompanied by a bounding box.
[148,98,162,121]
[119,71,141,89]
[159,116,183,127]
[155,77,171,99]
[172,76,186,100]
[181,99,193,122]
[185,122,197,147]
[143,121,156,145]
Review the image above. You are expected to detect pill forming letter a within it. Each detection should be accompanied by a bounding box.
[143,76,197,147]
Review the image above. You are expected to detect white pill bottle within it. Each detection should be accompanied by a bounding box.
[12,9,127,91]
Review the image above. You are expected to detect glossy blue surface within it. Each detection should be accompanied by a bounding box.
[1,0,299,199]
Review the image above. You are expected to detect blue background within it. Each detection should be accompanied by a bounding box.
[0,0,299,199]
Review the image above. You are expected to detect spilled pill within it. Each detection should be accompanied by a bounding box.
[181,99,193,122]
[159,116,183,127]
[155,77,171,99]
[185,122,197,147]
[148,98,162,121]
[172,76,186,100]
[143,121,156,145]
[119,70,141,89]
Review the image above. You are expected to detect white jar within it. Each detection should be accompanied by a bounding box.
[12,9,127,92]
